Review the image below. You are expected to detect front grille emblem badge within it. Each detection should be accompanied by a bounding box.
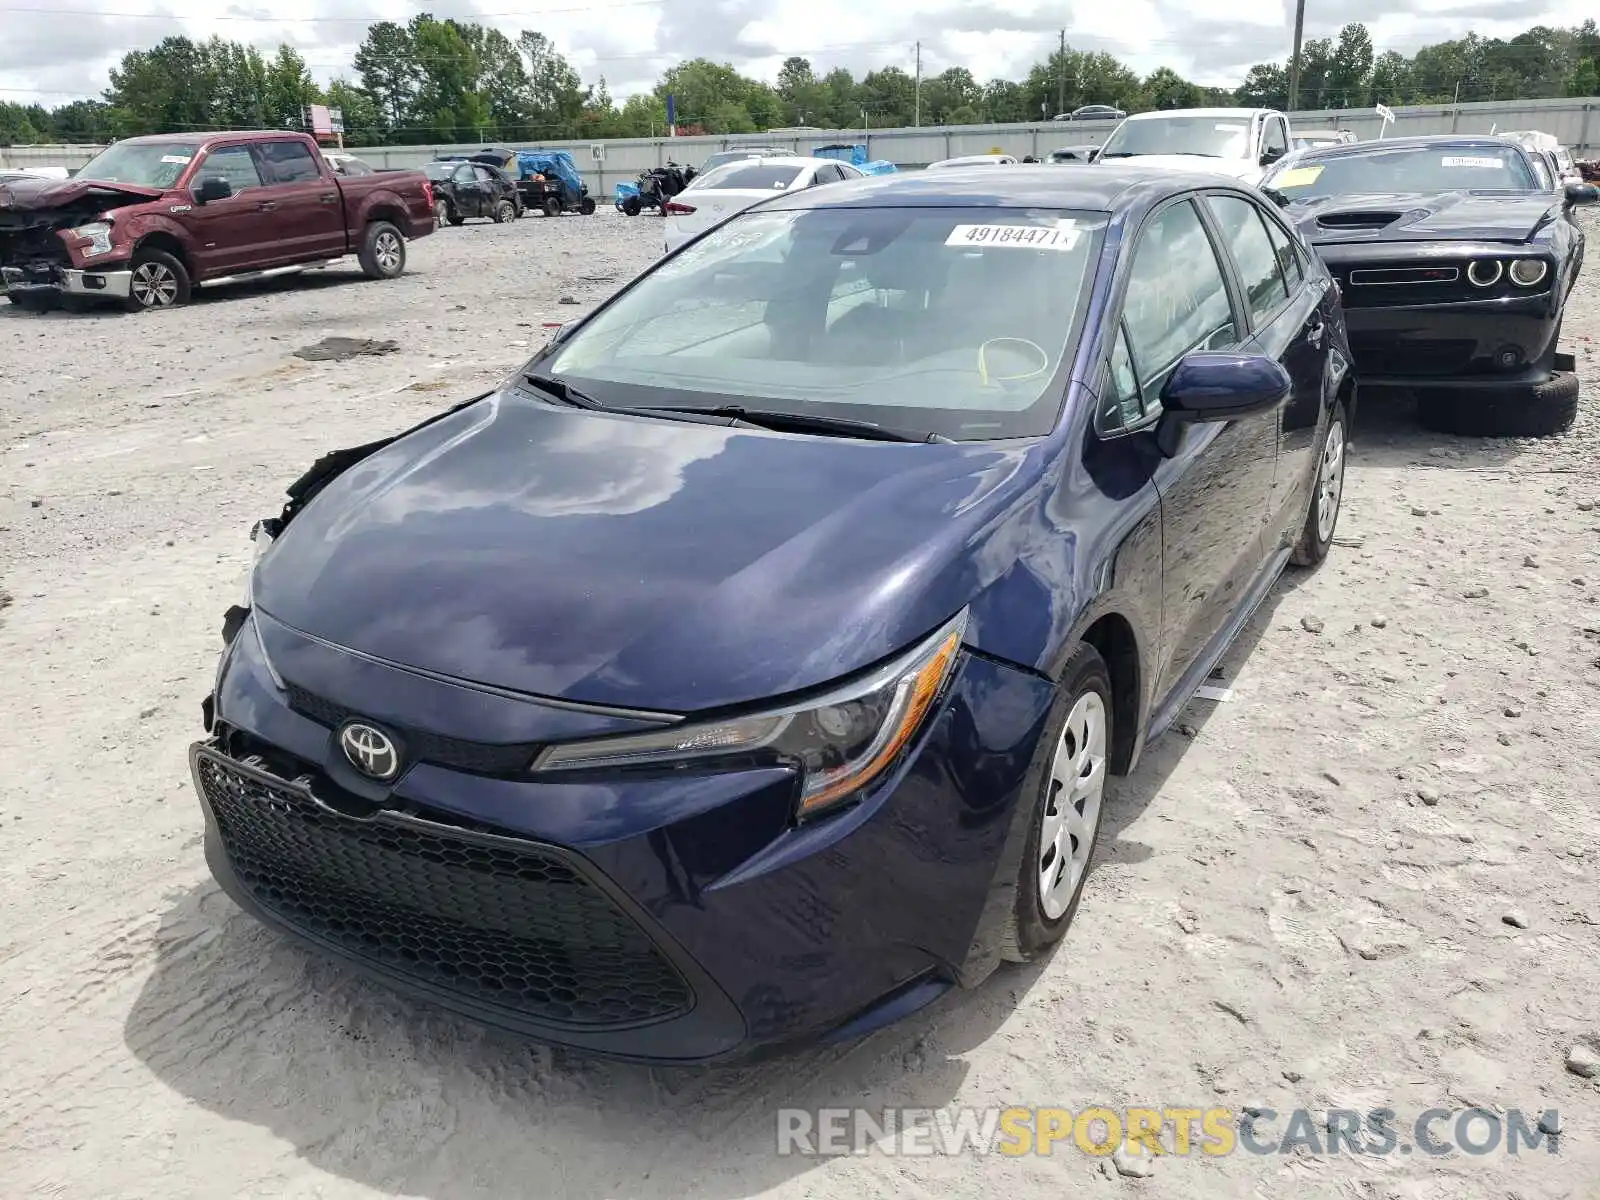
[339,721,401,781]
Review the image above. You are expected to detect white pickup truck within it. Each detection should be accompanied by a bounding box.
[1094,107,1293,184]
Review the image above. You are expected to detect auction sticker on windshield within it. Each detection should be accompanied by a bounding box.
[945,222,1081,251]
[160,155,192,164]
[1274,165,1324,187]
[1441,156,1502,168]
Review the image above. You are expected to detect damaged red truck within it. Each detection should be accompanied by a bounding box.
[0,131,436,312]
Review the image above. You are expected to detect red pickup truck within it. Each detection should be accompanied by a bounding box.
[0,130,435,311]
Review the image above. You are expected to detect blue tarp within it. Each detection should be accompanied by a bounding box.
[812,143,868,165]
[515,150,585,195]
[857,160,898,175]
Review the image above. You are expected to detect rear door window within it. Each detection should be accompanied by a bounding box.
[258,140,322,185]
[1207,193,1290,328]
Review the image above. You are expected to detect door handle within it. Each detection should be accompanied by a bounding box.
[257,201,278,213]
[318,193,337,204]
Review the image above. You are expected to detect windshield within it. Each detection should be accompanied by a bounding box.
[76,142,198,188]
[1263,144,1538,200]
[541,205,1106,441]
[698,163,805,190]
[1100,116,1252,159]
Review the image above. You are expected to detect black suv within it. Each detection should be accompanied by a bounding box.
[425,160,522,225]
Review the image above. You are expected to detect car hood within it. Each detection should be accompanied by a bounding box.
[1100,154,1259,179]
[253,391,1036,713]
[0,176,164,212]
[1287,191,1557,245]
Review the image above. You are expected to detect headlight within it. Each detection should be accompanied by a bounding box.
[1508,258,1548,287]
[1466,259,1502,287]
[241,518,276,607]
[69,221,113,258]
[533,609,969,818]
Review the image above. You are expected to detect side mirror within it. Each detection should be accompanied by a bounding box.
[1259,145,1286,167]
[195,176,233,204]
[1564,181,1598,208]
[1154,352,1292,457]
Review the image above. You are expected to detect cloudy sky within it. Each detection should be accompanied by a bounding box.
[2,0,1591,110]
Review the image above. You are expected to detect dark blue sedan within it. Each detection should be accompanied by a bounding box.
[193,165,1354,1062]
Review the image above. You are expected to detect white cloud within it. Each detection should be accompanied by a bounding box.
[2,0,1594,109]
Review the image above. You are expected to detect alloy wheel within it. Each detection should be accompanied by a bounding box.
[1038,691,1108,920]
[374,232,402,274]
[1316,418,1346,544]
[130,261,178,308]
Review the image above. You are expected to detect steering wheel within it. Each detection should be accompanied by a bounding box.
[977,337,1050,386]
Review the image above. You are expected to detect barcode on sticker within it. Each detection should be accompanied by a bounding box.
[945,223,1080,251]
[1441,156,1501,168]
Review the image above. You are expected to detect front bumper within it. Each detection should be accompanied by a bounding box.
[194,609,1058,1062]
[2,263,132,299]
[1340,296,1562,390]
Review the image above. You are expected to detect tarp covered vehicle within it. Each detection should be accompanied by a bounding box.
[812,143,898,176]
[515,150,595,216]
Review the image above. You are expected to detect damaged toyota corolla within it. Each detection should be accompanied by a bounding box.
[192,166,1351,1062]
[1,131,434,311]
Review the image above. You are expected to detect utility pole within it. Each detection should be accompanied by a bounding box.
[914,41,922,127]
[1287,0,1306,112]
[1058,29,1067,118]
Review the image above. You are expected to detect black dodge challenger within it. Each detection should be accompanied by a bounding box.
[1261,134,1597,437]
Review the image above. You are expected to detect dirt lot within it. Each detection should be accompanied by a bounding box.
[2,207,1598,1200]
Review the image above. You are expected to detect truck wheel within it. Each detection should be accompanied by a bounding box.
[579,196,597,215]
[621,195,642,217]
[358,221,406,281]
[492,199,515,224]
[543,197,562,218]
[124,249,191,312]
[1415,373,1579,438]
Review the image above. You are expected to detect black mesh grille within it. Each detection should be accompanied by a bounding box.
[1348,333,1477,376]
[196,751,692,1027]
[285,684,542,776]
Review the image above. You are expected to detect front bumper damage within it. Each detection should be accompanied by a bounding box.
[2,263,132,299]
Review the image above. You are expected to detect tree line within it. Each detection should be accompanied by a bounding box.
[2,16,1597,147]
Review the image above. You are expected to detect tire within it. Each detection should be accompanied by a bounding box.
[543,197,562,218]
[492,199,515,224]
[998,643,1113,964]
[578,196,596,215]
[1415,372,1579,438]
[358,221,406,281]
[123,248,191,312]
[446,205,465,227]
[1290,402,1348,567]
[622,195,642,217]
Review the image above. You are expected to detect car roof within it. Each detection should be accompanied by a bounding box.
[707,155,839,169]
[1123,107,1271,121]
[764,162,1257,213]
[113,131,294,146]
[1287,133,1529,161]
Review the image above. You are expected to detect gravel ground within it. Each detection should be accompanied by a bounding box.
[2,206,1598,1200]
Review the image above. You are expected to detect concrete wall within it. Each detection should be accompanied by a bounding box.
[5,96,1596,196]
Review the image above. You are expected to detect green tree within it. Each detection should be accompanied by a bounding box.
[981,78,1029,122]
[324,79,381,144]
[1325,23,1375,108]
[1235,62,1288,109]
[265,44,320,129]
[1141,66,1202,110]
[353,22,418,135]
[1369,51,1411,104]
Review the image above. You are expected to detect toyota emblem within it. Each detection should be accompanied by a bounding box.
[339,721,401,781]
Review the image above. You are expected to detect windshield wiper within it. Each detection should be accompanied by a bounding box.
[640,404,955,444]
[521,371,608,410]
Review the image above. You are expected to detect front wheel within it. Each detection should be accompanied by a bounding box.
[542,197,562,218]
[358,221,406,280]
[445,204,465,227]
[1290,403,1347,567]
[578,196,596,215]
[999,643,1112,963]
[1415,373,1578,438]
[124,249,191,312]
[621,195,642,217]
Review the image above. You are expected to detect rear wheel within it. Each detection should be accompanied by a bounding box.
[1415,373,1579,438]
[1290,403,1347,567]
[358,221,406,280]
[492,199,515,224]
[621,195,642,217]
[543,196,562,218]
[578,196,596,215]
[999,644,1112,963]
[445,203,465,227]
[124,248,191,312]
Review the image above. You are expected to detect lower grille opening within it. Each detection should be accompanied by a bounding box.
[196,750,693,1027]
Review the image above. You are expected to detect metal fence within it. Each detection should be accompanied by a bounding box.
[4,96,1596,196]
